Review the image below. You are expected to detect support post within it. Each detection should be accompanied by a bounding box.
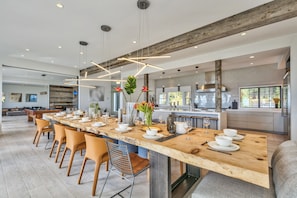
[215,60,222,112]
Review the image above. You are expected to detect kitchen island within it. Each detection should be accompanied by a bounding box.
[153,109,227,130]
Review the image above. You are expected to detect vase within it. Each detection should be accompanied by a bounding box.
[144,111,152,127]
[126,102,136,127]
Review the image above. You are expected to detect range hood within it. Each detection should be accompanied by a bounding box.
[197,72,227,92]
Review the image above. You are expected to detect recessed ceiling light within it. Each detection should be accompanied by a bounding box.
[58,46,62,49]
[250,62,254,65]
[240,32,247,36]
[21,54,24,57]
[56,3,64,8]
[249,55,255,59]
[194,46,198,49]
[132,41,137,44]
[74,65,78,68]
[25,48,30,52]
[80,51,84,55]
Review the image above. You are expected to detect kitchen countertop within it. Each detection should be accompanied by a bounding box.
[226,108,282,113]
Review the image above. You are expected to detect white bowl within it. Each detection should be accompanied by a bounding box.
[82,117,89,121]
[146,129,158,136]
[93,122,103,127]
[118,123,128,130]
[215,136,233,147]
[223,129,238,137]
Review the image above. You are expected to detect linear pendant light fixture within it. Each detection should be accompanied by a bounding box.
[118,0,168,77]
[64,78,126,83]
[90,25,121,80]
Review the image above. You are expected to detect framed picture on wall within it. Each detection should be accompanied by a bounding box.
[89,86,104,101]
[10,93,22,102]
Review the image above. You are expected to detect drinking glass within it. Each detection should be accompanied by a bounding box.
[203,118,210,134]
[185,120,192,141]
[158,115,163,124]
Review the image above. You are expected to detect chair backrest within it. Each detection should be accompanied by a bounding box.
[106,141,133,175]
[84,134,108,160]
[53,124,66,140]
[36,118,50,131]
[65,128,85,148]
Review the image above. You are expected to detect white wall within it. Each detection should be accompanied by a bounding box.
[78,77,112,114]
[2,83,49,109]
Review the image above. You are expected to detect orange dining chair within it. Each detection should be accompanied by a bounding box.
[59,128,86,176]
[33,118,53,147]
[77,134,110,196]
[49,124,66,163]
[100,141,150,198]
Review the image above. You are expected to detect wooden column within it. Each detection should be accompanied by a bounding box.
[144,73,149,102]
[215,60,222,112]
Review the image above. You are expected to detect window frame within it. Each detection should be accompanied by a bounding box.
[156,86,191,107]
[239,85,281,109]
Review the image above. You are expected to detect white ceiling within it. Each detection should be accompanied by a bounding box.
[1,0,296,83]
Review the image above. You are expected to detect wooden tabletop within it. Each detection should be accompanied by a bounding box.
[45,113,269,188]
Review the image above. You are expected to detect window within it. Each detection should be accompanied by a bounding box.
[240,86,281,108]
[159,93,167,105]
[26,94,37,102]
[156,86,191,106]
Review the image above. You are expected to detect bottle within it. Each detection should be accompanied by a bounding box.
[167,114,176,134]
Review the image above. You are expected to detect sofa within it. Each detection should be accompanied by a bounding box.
[191,140,297,198]
[3,108,27,116]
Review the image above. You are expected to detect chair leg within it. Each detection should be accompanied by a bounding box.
[78,157,88,184]
[106,160,109,171]
[54,141,63,163]
[99,167,111,197]
[33,130,38,144]
[35,132,42,147]
[59,147,68,168]
[49,140,57,158]
[92,162,101,196]
[66,150,75,176]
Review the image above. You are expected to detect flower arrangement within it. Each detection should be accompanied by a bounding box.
[114,75,149,125]
[134,101,155,127]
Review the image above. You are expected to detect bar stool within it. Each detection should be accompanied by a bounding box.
[77,134,110,196]
[59,128,86,176]
[33,118,53,147]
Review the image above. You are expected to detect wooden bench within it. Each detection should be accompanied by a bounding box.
[191,140,297,198]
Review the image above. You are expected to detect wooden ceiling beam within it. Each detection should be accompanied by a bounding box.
[80,0,297,76]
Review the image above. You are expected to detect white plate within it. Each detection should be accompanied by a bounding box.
[219,133,244,140]
[79,119,91,123]
[92,123,106,127]
[70,117,80,120]
[142,133,164,140]
[115,127,132,132]
[208,141,240,152]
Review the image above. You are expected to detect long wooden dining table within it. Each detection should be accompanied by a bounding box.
[44,113,269,198]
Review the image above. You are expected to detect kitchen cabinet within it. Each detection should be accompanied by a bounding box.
[227,110,286,133]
